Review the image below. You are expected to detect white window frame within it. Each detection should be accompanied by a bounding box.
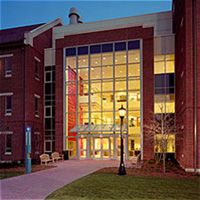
[34,56,40,81]
[45,71,52,83]
[0,54,13,78]
[34,94,40,117]
[44,106,52,118]
[5,95,12,116]
[44,140,52,152]
[5,134,12,155]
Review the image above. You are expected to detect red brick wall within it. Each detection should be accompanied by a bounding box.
[173,0,200,170]
[0,45,24,161]
[55,26,154,159]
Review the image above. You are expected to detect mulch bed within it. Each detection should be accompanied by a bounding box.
[97,160,197,179]
[0,164,56,173]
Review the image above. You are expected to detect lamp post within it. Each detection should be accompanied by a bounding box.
[118,105,126,175]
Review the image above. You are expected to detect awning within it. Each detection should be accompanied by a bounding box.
[69,124,127,133]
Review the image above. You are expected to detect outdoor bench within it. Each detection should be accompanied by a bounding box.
[40,154,52,165]
[51,152,64,162]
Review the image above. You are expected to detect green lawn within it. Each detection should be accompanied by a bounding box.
[46,173,200,200]
[0,172,25,180]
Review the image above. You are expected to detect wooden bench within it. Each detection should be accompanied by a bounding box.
[131,152,141,167]
[40,154,52,165]
[51,152,64,162]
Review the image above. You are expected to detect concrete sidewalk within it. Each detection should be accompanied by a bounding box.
[0,160,119,200]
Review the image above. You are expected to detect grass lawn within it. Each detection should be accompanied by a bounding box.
[0,172,25,180]
[46,172,200,200]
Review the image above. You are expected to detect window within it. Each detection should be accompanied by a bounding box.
[45,106,52,118]
[35,60,39,79]
[45,71,52,83]
[5,96,12,115]
[6,57,12,77]
[5,135,12,154]
[45,141,52,152]
[35,97,39,116]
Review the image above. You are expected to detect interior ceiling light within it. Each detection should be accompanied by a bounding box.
[124,55,126,58]
[83,59,86,62]
[91,68,94,70]
[115,60,118,62]
[135,57,138,60]
[103,57,106,60]
[95,61,98,64]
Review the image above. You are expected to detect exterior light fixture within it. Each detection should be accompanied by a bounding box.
[118,105,126,175]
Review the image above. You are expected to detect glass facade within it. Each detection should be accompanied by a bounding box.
[154,54,175,153]
[65,40,142,159]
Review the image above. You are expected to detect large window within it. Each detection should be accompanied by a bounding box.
[65,40,141,158]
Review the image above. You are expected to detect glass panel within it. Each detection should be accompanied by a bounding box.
[78,46,88,55]
[66,68,76,82]
[90,45,101,54]
[90,54,101,66]
[128,50,140,63]
[80,151,86,158]
[66,48,76,57]
[154,55,165,62]
[102,81,113,92]
[78,81,88,95]
[115,80,126,91]
[128,64,140,76]
[166,61,175,73]
[128,137,141,157]
[115,52,126,64]
[154,61,165,74]
[91,67,101,79]
[128,111,140,135]
[115,65,126,77]
[102,53,113,65]
[91,81,101,93]
[78,55,88,68]
[102,93,113,111]
[80,138,87,150]
[66,95,76,112]
[66,57,76,69]
[115,42,126,51]
[66,82,76,94]
[78,112,89,125]
[129,92,140,110]
[102,66,113,78]
[128,41,140,50]
[91,94,101,112]
[165,54,174,61]
[115,92,126,111]
[102,43,113,53]
[128,78,140,90]
[154,94,175,113]
[78,68,88,80]
[103,151,109,158]
[102,112,113,124]
[91,112,101,124]
[103,138,109,149]
[79,95,88,112]
[94,138,101,149]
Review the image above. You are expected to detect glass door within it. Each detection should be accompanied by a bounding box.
[93,137,110,159]
[79,138,87,158]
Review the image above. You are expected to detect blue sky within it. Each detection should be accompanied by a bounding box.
[0,0,172,30]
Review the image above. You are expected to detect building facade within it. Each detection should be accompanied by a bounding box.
[0,0,199,172]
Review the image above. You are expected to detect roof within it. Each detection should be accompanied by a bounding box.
[0,23,45,45]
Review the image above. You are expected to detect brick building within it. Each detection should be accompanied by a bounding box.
[0,0,199,172]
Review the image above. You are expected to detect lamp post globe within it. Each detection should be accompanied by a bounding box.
[118,105,126,175]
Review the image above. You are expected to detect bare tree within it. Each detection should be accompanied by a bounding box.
[144,107,177,173]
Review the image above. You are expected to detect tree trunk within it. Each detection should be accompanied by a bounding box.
[163,152,166,173]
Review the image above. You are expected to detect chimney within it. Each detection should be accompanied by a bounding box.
[68,7,80,24]
[78,16,83,24]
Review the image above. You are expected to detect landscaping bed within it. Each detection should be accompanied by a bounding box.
[0,163,56,179]
[97,160,197,179]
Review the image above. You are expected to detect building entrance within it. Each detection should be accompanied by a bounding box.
[93,137,110,159]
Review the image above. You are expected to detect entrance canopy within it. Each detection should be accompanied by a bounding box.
[69,124,127,133]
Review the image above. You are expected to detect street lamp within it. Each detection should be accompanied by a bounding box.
[118,105,126,175]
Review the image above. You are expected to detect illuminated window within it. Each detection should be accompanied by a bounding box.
[6,57,12,77]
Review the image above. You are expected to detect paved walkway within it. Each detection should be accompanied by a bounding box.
[0,160,119,200]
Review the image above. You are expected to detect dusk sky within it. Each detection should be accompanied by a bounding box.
[1,0,172,30]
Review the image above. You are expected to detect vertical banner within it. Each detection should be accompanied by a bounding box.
[25,126,31,173]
